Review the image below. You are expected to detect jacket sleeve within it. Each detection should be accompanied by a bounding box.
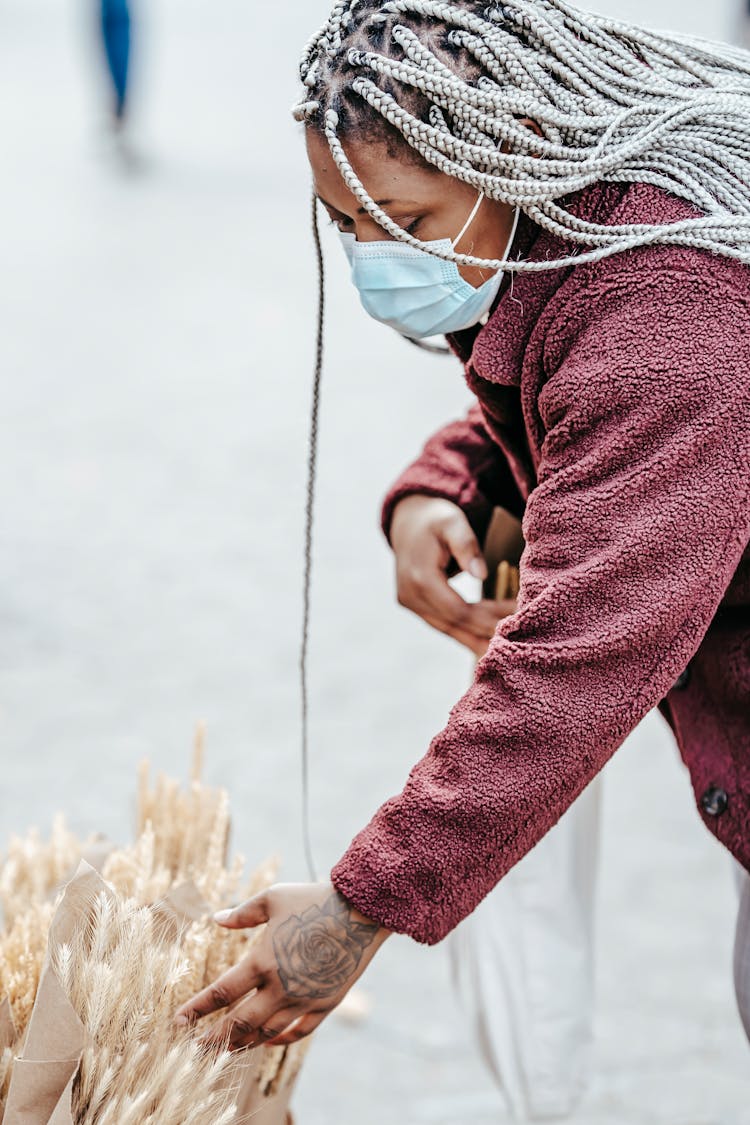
[331,261,750,945]
[380,401,525,546]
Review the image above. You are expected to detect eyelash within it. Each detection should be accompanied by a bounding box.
[328,217,422,234]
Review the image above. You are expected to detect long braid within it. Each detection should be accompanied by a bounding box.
[299,193,326,883]
[294,0,750,272]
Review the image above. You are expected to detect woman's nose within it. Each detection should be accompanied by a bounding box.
[353,221,396,243]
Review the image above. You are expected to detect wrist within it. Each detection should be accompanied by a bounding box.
[390,493,457,547]
[332,887,393,943]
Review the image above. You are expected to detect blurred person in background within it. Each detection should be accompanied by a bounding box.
[175,0,750,1114]
[99,0,131,129]
[740,0,750,47]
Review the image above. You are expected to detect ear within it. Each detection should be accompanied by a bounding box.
[519,116,543,139]
[501,118,543,155]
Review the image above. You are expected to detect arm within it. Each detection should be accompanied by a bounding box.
[332,262,750,945]
[381,401,525,547]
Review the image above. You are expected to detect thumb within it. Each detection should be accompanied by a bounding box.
[443,515,487,581]
[213,892,270,929]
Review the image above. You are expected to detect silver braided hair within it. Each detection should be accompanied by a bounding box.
[295,0,750,272]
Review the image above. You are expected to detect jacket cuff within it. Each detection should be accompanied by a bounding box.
[381,468,496,548]
[331,841,446,946]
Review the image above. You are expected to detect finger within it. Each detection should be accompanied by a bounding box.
[424,589,518,639]
[203,995,299,1053]
[213,891,270,930]
[174,956,264,1026]
[398,563,472,625]
[421,613,489,657]
[467,598,519,634]
[420,580,484,635]
[440,516,487,580]
[264,1009,328,1047]
[428,601,504,642]
[422,599,516,654]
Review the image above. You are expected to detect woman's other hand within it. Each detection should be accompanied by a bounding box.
[390,495,517,657]
[174,884,390,1051]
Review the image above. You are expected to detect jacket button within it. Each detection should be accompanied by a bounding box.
[701,786,728,817]
[673,666,691,690]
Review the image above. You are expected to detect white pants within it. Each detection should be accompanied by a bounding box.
[734,863,750,1041]
[448,777,602,1121]
[449,792,750,1122]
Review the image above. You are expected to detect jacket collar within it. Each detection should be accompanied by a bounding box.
[447,181,628,386]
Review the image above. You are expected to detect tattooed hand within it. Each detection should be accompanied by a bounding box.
[173,883,391,1050]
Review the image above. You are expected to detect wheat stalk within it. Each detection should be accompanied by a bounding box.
[0,735,308,1123]
[51,891,239,1125]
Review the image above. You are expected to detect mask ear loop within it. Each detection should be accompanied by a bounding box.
[398,193,485,354]
[401,199,520,351]
[402,194,508,351]
[506,205,522,260]
[452,192,486,252]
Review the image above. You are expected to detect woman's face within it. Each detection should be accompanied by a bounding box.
[306,130,519,289]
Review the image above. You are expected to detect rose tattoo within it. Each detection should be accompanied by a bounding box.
[272,893,379,1001]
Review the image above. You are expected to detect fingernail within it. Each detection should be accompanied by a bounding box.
[174,1013,189,1026]
[469,558,486,580]
[213,909,233,923]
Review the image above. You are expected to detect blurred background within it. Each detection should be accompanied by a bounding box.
[1,0,749,1121]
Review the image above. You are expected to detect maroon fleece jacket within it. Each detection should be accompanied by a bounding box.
[330,180,750,945]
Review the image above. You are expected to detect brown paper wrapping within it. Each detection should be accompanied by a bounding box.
[151,880,211,939]
[208,998,310,1124]
[227,1042,307,1125]
[2,863,305,1125]
[3,866,91,1125]
[47,1072,76,1125]
[78,837,116,877]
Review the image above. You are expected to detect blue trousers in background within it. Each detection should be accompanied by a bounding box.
[100,0,131,119]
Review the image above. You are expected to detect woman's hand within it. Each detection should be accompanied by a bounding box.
[390,495,517,657]
[174,883,390,1051]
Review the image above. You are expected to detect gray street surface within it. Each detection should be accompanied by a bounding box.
[1,0,748,1121]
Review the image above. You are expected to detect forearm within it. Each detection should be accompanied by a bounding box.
[381,402,524,546]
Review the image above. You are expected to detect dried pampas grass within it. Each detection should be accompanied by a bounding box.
[0,732,309,1124]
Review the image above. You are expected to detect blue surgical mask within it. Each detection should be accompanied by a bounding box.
[339,194,521,340]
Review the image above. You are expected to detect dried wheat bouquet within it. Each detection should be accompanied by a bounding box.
[0,739,309,1125]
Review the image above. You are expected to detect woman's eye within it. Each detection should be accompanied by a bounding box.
[404,218,422,235]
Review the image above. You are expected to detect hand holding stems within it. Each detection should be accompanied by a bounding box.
[174,883,391,1051]
[390,495,517,657]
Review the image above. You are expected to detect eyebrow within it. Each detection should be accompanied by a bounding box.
[317,195,416,214]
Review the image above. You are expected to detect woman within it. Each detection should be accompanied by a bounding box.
[175,0,750,1066]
